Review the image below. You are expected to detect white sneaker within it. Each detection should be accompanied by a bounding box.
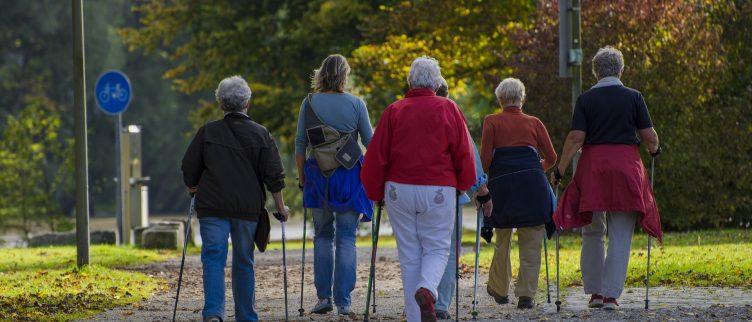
[337,306,351,315]
[311,298,333,314]
[588,294,604,308]
[602,297,619,310]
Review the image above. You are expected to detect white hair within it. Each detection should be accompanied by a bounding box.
[215,75,252,112]
[407,56,442,89]
[592,46,624,79]
[494,78,526,106]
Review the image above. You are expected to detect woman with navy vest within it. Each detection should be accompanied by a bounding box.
[294,54,374,316]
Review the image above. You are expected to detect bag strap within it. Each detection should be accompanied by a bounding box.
[304,93,354,135]
[304,94,326,128]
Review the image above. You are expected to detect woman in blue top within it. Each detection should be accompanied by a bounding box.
[294,54,374,316]
[433,78,489,320]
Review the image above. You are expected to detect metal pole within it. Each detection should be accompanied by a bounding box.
[115,114,123,244]
[570,0,583,170]
[570,0,582,112]
[72,0,90,267]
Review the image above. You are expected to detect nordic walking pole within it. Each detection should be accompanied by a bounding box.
[371,216,378,314]
[646,147,660,310]
[455,191,461,322]
[364,202,383,322]
[554,184,562,313]
[274,210,290,321]
[172,195,195,322]
[298,207,307,317]
[471,205,483,320]
[543,229,551,304]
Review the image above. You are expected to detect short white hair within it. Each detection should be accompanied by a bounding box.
[494,78,526,105]
[407,56,442,89]
[592,46,624,79]
[215,75,252,112]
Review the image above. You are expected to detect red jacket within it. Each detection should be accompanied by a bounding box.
[553,144,662,242]
[361,88,477,201]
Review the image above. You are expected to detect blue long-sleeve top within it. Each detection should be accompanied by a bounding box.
[459,143,488,205]
[294,92,373,156]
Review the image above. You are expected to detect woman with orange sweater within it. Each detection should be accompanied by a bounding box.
[480,77,557,309]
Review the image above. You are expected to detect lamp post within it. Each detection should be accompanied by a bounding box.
[72,0,90,267]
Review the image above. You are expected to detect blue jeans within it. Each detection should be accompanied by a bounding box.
[199,216,258,322]
[435,209,463,311]
[312,208,360,307]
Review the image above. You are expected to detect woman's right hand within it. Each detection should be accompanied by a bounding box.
[482,199,493,217]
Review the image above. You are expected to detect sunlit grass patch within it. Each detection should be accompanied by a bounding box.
[0,264,162,321]
[0,245,171,321]
[0,245,173,272]
[460,229,752,294]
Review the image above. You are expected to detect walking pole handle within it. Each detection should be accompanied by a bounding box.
[649,146,662,158]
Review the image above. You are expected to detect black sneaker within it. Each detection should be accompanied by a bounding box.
[435,310,451,320]
[517,296,534,309]
[487,287,509,304]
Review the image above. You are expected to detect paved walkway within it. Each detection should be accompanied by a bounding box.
[85,247,752,321]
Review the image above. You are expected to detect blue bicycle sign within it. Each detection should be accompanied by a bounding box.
[95,71,132,115]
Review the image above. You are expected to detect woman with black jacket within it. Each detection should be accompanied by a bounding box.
[182,75,290,322]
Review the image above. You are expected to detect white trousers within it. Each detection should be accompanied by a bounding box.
[385,181,456,322]
[581,211,637,299]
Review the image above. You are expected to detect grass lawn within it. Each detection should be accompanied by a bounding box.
[265,229,480,251]
[459,229,752,295]
[0,245,174,321]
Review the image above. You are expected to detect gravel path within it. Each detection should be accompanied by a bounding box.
[85,247,752,321]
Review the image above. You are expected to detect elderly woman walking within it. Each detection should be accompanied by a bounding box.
[361,56,476,322]
[480,78,558,309]
[553,46,662,311]
[182,76,290,322]
[433,77,489,320]
[295,54,373,316]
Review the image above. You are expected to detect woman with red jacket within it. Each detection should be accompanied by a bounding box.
[361,56,476,322]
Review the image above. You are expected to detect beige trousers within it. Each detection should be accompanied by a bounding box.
[487,225,544,298]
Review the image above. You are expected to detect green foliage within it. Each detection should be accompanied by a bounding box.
[499,0,751,229]
[461,229,752,297]
[0,104,72,239]
[120,0,378,144]
[351,0,535,135]
[121,0,750,227]
[0,245,171,321]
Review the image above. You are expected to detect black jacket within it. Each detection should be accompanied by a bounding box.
[182,113,286,221]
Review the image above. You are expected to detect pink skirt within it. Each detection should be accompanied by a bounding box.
[553,144,662,242]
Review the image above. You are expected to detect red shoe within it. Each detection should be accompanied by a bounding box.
[603,297,619,310]
[588,294,604,308]
[414,287,437,322]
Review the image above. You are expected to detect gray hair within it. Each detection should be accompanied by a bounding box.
[215,76,252,112]
[592,46,624,79]
[313,54,350,92]
[494,78,526,106]
[407,56,442,89]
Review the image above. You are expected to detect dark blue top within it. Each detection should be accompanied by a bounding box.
[485,146,556,235]
[571,85,653,145]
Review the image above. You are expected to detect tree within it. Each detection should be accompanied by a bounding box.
[120,0,379,143]
[500,0,746,229]
[0,103,72,239]
[350,0,536,136]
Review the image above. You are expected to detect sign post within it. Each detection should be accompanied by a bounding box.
[95,70,132,244]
